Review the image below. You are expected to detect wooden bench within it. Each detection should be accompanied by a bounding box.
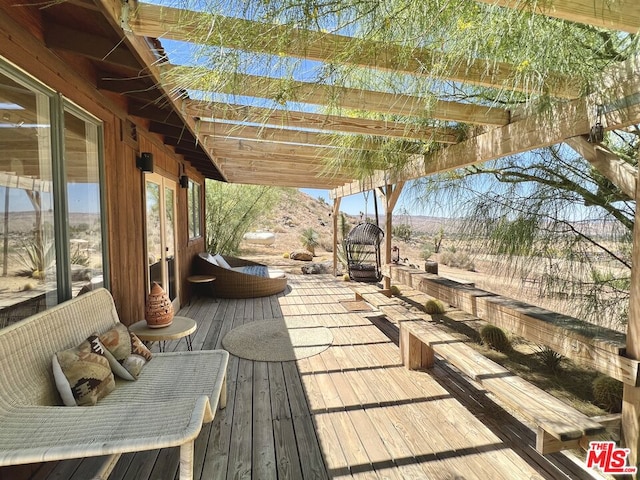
[0,288,229,480]
[352,284,606,454]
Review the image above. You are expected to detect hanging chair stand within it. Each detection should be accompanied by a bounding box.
[344,223,385,282]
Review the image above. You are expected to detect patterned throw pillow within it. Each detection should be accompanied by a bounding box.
[99,323,152,380]
[52,335,116,406]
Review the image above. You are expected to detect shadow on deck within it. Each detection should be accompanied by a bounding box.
[6,274,598,480]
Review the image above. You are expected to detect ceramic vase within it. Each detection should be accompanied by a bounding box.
[145,282,174,328]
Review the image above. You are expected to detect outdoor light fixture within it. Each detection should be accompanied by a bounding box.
[179,163,189,188]
[391,245,400,264]
[588,104,604,143]
[136,152,154,172]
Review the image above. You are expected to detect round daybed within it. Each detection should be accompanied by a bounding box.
[194,253,288,299]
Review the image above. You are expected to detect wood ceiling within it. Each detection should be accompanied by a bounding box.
[65,0,640,193]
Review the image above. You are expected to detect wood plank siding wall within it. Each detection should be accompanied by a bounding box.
[0,2,206,322]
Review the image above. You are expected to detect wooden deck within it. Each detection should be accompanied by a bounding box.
[18,274,598,480]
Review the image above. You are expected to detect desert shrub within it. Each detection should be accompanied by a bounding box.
[392,223,412,242]
[205,182,281,255]
[592,375,623,413]
[424,299,445,314]
[421,243,434,260]
[342,273,350,281]
[283,252,290,259]
[439,249,475,271]
[535,345,563,372]
[480,324,511,352]
[300,228,320,255]
[389,285,401,296]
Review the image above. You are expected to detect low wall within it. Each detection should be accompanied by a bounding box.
[385,264,639,386]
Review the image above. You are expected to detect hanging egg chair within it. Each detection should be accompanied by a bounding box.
[344,223,385,282]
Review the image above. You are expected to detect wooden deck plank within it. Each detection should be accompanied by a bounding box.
[281,361,329,480]
[252,361,277,480]
[226,358,254,479]
[23,274,599,480]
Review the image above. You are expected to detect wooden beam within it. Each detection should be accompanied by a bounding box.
[216,157,353,178]
[185,100,460,143]
[132,3,578,98]
[43,22,141,71]
[333,197,342,276]
[380,182,405,290]
[204,137,341,159]
[165,65,510,126]
[565,135,637,199]
[129,101,184,126]
[198,121,338,146]
[222,171,345,188]
[472,0,640,34]
[331,73,640,198]
[623,165,640,471]
[197,121,435,155]
[205,148,334,167]
[95,0,227,181]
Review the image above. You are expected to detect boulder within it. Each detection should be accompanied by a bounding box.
[301,261,333,275]
[289,250,313,261]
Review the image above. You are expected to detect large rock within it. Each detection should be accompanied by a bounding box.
[300,262,327,274]
[289,250,313,261]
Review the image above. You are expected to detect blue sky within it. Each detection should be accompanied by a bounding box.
[300,186,430,217]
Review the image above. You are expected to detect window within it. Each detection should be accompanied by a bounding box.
[188,179,201,239]
[0,59,107,327]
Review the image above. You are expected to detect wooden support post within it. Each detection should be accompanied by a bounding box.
[332,197,341,276]
[623,166,640,477]
[379,182,404,290]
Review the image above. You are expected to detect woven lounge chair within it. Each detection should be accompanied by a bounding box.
[194,253,288,299]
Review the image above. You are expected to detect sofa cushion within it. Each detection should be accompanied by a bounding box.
[213,254,231,269]
[99,323,152,380]
[231,266,286,279]
[199,252,218,265]
[52,335,116,406]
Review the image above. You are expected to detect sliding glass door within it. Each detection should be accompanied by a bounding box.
[145,173,178,306]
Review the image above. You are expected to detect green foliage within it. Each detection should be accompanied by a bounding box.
[392,223,412,242]
[317,196,326,205]
[433,227,444,254]
[592,375,623,413]
[480,325,511,352]
[424,299,445,314]
[489,216,537,256]
[389,285,401,296]
[300,228,320,255]
[535,345,563,373]
[420,243,434,261]
[205,181,282,255]
[339,213,350,242]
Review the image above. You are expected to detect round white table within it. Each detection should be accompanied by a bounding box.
[129,316,197,352]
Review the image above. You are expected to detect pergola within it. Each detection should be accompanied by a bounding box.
[84,0,640,471]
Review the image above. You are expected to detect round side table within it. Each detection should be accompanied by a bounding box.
[187,275,216,304]
[129,316,197,352]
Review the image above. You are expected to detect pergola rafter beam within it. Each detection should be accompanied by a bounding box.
[165,65,511,126]
[185,100,460,143]
[131,3,578,98]
[565,135,637,199]
[472,0,640,34]
[331,73,640,198]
